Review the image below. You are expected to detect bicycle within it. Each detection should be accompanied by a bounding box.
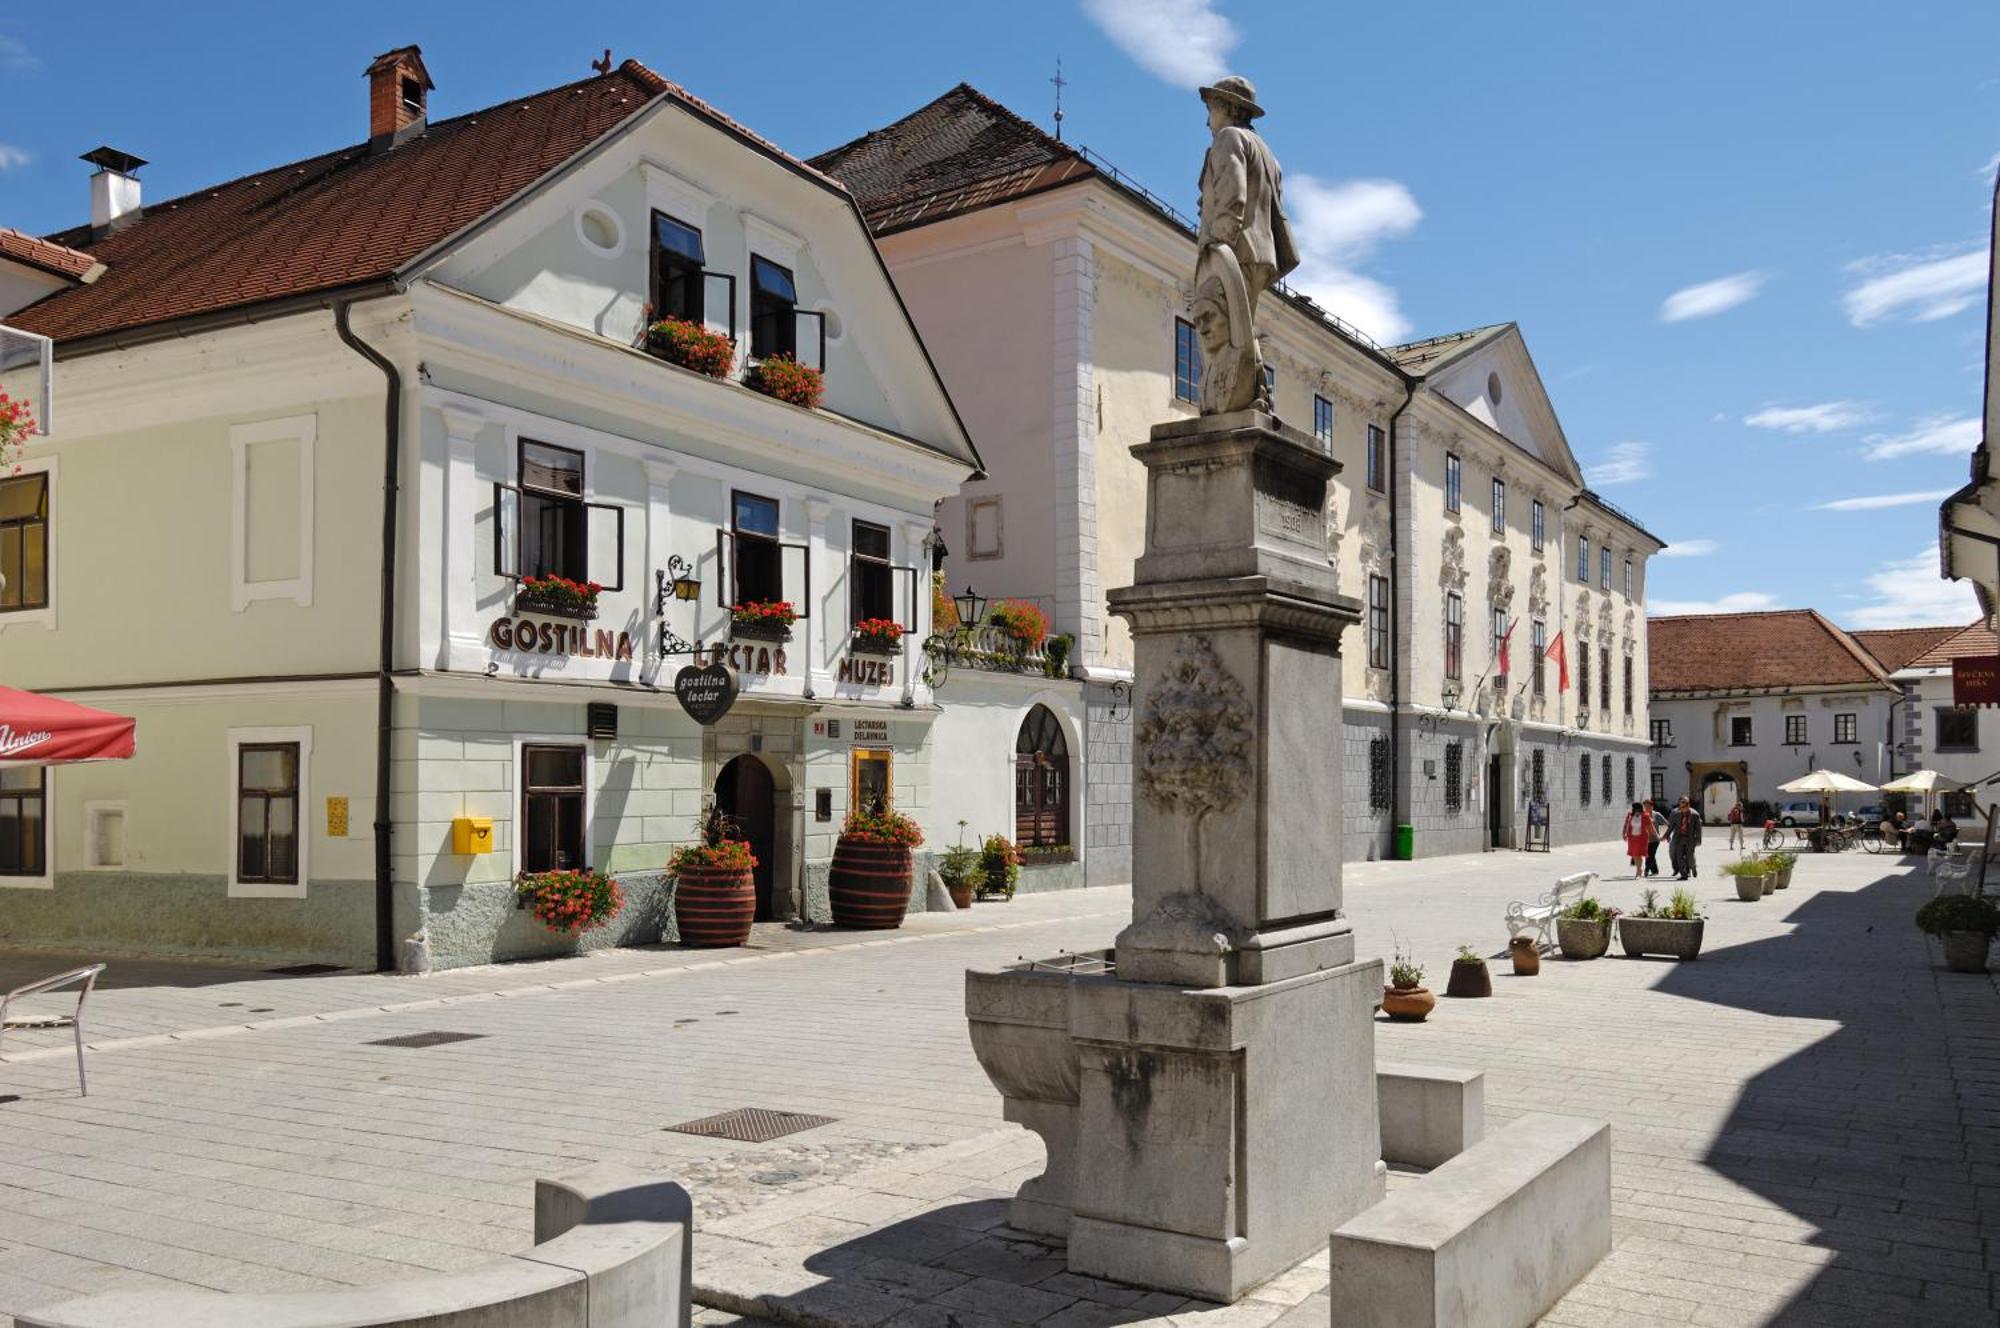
[1761,825,1787,850]
[1859,825,1888,854]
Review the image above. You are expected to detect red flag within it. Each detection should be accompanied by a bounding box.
[1545,630,1570,692]
[1497,616,1517,676]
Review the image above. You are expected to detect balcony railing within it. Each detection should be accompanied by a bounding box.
[926,624,1066,678]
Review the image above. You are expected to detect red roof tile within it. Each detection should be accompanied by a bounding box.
[1649,610,1895,694]
[1906,622,2000,669]
[0,227,99,281]
[1851,624,1969,673]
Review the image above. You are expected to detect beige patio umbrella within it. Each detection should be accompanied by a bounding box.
[1778,769,1878,827]
[1879,769,1965,819]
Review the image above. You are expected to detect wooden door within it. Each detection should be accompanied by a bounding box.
[715,756,777,921]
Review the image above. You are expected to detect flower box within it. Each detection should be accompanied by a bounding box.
[1617,916,1705,960]
[516,575,601,620]
[731,600,796,641]
[852,618,905,656]
[515,868,623,936]
[745,354,825,409]
[643,317,735,379]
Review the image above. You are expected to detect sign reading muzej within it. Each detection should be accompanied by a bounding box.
[1953,654,2000,707]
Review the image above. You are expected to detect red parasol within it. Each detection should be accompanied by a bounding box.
[0,686,136,765]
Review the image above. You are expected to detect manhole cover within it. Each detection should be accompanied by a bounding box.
[266,963,346,976]
[664,1107,835,1143]
[367,1031,488,1049]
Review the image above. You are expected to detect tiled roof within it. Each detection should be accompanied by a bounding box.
[810,84,1093,234]
[1906,622,2000,669]
[0,227,99,280]
[1386,324,1513,376]
[9,59,837,346]
[1649,609,1895,695]
[1852,624,1968,673]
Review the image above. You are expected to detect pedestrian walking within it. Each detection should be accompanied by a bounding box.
[1643,798,1665,877]
[1727,800,1744,850]
[1669,796,1702,880]
[1622,801,1650,877]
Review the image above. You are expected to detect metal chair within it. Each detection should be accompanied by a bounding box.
[0,964,107,1096]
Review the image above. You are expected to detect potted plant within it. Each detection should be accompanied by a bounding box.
[1042,633,1074,679]
[668,805,757,947]
[643,315,736,379]
[1445,944,1493,997]
[731,599,797,641]
[853,617,905,656]
[1915,894,1999,974]
[938,843,983,910]
[0,388,37,474]
[1381,949,1434,1022]
[1619,886,1706,960]
[1723,858,1772,903]
[977,834,1023,901]
[1508,935,1541,976]
[830,806,924,928]
[987,599,1049,654]
[1766,850,1797,890]
[745,354,825,409]
[515,868,623,937]
[516,574,602,620]
[1556,895,1616,959]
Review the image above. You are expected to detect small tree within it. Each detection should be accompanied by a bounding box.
[1135,635,1251,894]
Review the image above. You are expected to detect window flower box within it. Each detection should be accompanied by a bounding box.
[516,575,601,620]
[986,599,1050,654]
[731,600,796,641]
[515,868,623,936]
[852,618,905,656]
[643,317,736,379]
[745,354,825,410]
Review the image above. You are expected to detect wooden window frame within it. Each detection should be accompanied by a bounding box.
[1936,707,1978,753]
[0,470,50,614]
[1366,425,1385,493]
[1444,452,1462,514]
[1600,546,1612,590]
[1531,619,1547,697]
[1491,477,1505,534]
[236,743,301,888]
[1834,712,1858,744]
[1013,706,1072,854]
[520,741,590,874]
[750,254,799,362]
[1367,574,1389,670]
[1784,714,1808,746]
[649,211,707,329]
[1730,716,1754,747]
[1577,535,1589,583]
[850,748,893,818]
[850,519,895,625]
[1531,498,1544,552]
[1444,592,1463,682]
[729,490,784,608]
[1599,646,1611,713]
[1312,394,1333,443]
[0,765,49,885]
[227,726,311,899]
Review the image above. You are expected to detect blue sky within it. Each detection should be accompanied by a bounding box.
[2,2,1996,630]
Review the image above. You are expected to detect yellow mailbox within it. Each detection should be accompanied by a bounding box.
[452,816,494,855]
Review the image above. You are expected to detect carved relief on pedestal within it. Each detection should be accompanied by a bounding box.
[1136,635,1252,896]
[1488,546,1514,608]
[1439,525,1468,593]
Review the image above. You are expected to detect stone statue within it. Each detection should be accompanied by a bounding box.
[1195,75,1299,415]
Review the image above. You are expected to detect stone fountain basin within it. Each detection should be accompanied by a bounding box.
[964,952,1114,1103]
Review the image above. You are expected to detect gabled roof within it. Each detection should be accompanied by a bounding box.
[1649,610,1896,695]
[1906,621,2000,670]
[1386,324,1513,376]
[0,228,101,281]
[1852,624,1967,673]
[8,59,842,347]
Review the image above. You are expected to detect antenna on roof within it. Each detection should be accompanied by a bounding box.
[1051,57,1068,141]
[591,48,613,75]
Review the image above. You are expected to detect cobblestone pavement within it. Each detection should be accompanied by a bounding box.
[0,843,1992,1327]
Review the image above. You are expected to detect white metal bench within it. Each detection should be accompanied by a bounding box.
[1504,872,1596,952]
[0,963,106,1097]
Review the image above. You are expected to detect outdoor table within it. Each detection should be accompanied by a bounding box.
[1907,825,1935,855]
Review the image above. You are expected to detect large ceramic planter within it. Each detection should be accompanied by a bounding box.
[1381,986,1436,1022]
[673,863,755,947]
[829,834,913,929]
[1556,917,1612,960]
[1734,875,1765,903]
[1445,959,1492,998]
[946,880,976,910]
[1773,863,1793,890]
[1941,930,1992,974]
[1619,916,1705,960]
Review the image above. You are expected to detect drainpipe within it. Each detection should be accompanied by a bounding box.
[333,299,403,973]
[1385,377,1418,854]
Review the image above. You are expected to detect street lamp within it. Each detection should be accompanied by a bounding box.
[952,585,987,630]
[655,555,705,656]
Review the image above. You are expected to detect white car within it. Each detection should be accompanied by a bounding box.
[1772,800,1823,827]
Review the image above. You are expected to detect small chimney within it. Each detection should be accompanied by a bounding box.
[81,146,147,237]
[367,45,434,149]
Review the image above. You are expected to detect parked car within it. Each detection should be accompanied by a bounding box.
[1773,800,1823,827]
[1853,803,1887,826]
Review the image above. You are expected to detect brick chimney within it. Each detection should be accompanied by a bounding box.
[366,46,433,150]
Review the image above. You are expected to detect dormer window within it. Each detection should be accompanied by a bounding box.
[750,255,798,361]
[400,77,425,118]
[652,214,707,326]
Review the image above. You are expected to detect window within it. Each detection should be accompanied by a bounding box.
[1366,425,1385,493]
[522,744,587,872]
[0,472,49,612]
[1531,499,1545,552]
[1531,619,1547,696]
[851,520,894,624]
[1579,753,1591,806]
[236,743,300,887]
[1599,647,1610,712]
[1015,705,1070,850]
[1835,713,1857,744]
[1174,319,1201,403]
[1313,394,1333,444]
[1531,748,1546,803]
[1444,592,1463,681]
[732,491,783,606]
[1444,742,1463,814]
[1731,716,1753,747]
[1651,719,1672,746]
[519,440,585,581]
[1651,770,1666,801]
[1784,714,1808,745]
[853,748,893,817]
[1623,556,1633,599]
[1600,547,1611,589]
[966,497,1002,560]
[1943,789,1976,818]
[1369,736,1391,811]
[1579,648,1590,710]
[399,76,424,116]
[0,767,46,879]
[1937,706,1978,752]
[1625,757,1635,805]
[1491,477,1506,534]
[651,213,706,326]
[1577,535,1589,583]
[1444,453,1462,513]
[1493,607,1509,676]
[1367,574,1389,670]
[1603,755,1613,806]
[1623,657,1633,716]
[750,254,798,361]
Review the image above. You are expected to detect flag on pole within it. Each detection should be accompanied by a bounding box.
[1546,630,1569,692]
[1496,616,1516,676]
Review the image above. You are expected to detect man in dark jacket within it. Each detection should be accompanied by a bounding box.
[1668,796,1703,880]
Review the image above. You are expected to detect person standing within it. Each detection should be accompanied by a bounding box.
[1727,800,1744,851]
[1642,798,1664,877]
[1622,801,1650,878]
[1669,796,1703,880]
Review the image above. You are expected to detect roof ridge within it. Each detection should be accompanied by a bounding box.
[1807,608,1895,687]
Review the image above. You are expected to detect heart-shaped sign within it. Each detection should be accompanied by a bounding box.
[674,661,740,726]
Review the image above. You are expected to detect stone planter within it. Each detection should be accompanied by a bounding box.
[1508,937,1541,976]
[1381,986,1436,1022]
[1941,930,1992,974]
[1556,917,1612,960]
[1618,916,1705,960]
[1445,959,1492,998]
[1733,874,1765,903]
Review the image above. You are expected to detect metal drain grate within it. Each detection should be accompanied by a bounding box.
[266,963,346,976]
[664,1107,835,1143]
[366,1031,488,1049]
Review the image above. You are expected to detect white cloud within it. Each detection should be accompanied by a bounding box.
[1284,175,1422,343]
[1590,441,1652,487]
[1657,539,1719,558]
[1649,592,1783,616]
[1660,270,1769,323]
[1815,489,1956,512]
[1979,150,2000,179]
[1843,249,1987,326]
[0,35,35,73]
[1743,401,1871,434]
[1844,544,1983,628]
[1082,0,1235,88]
[1862,413,1980,461]
[0,144,26,171]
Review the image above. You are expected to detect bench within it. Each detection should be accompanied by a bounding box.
[1503,871,1595,952]
[1378,1062,1485,1170]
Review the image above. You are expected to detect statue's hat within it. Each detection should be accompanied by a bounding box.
[1199,75,1265,120]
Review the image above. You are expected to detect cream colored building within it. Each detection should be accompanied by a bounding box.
[0,47,981,969]
[815,86,1662,862]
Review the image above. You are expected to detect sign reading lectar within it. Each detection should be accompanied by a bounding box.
[674,661,740,726]
[1953,654,2000,707]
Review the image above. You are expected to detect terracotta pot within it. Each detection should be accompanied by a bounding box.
[1941,930,1992,974]
[1380,985,1435,1022]
[674,863,755,947]
[1734,874,1765,902]
[1556,916,1611,960]
[947,881,976,910]
[1508,938,1541,976]
[829,835,913,929]
[1445,959,1492,998]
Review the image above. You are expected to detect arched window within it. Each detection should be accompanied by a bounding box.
[1015,705,1071,852]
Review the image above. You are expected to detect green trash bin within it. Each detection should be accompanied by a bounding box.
[1394,824,1415,860]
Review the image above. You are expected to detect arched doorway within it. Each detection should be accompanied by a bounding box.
[715,755,777,920]
[1015,704,1071,851]
[1700,771,1739,825]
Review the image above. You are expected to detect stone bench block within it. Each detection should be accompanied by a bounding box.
[1377,1061,1484,1169]
[1328,1112,1611,1328]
